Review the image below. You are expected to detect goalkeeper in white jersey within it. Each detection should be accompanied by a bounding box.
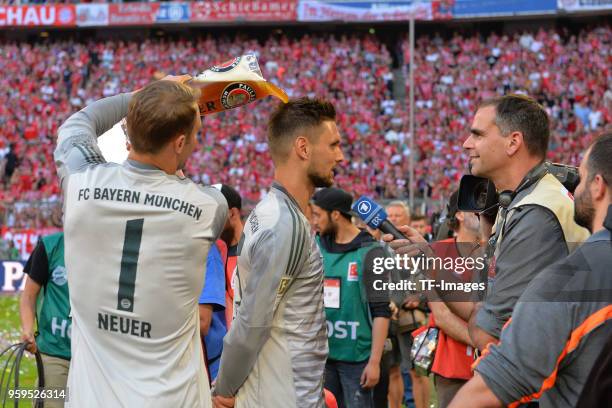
[54,78,228,407]
[213,98,344,408]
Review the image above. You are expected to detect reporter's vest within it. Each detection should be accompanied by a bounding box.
[317,236,374,363]
[494,173,590,258]
[36,232,71,360]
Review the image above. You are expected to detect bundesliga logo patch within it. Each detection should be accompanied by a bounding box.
[210,57,241,73]
[221,83,256,109]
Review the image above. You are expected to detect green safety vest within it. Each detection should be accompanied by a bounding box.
[317,236,375,363]
[35,232,71,360]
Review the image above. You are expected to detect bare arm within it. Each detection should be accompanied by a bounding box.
[361,317,390,388]
[199,304,213,337]
[448,373,503,408]
[20,277,41,353]
[428,301,473,347]
[443,300,475,322]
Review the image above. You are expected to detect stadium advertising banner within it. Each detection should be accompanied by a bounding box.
[452,0,557,17]
[0,5,76,27]
[1,227,60,261]
[0,261,26,293]
[156,2,190,23]
[190,0,298,22]
[557,0,612,11]
[76,4,109,27]
[297,1,434,21]
[108,3,159,26]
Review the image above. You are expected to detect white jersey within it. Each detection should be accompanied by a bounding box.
[214,183,328,407]
[54,93,228,408]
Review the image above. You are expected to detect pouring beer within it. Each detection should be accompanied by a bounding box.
[188,54,289,115]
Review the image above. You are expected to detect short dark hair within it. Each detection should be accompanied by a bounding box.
[267,97,336,163]
[479,94,550,158]
[586,132,612,189]
[127,80,201,154]
[219,184,242,211]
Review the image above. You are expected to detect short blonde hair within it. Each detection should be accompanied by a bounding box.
[127,80,201,154]
[386,200,411,217]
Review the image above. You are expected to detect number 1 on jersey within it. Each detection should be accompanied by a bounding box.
[118,218,144,312]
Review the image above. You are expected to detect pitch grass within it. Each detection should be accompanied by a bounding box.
[0,294,38,407]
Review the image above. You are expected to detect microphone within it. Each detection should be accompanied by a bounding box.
[352,196,406,240]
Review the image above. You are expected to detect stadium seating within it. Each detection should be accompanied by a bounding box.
[0,27,610,229]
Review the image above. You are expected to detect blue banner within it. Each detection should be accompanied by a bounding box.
[155,2,190,23]
[0,260,27,293]
[557,0,612,12]
[453,0,557,17]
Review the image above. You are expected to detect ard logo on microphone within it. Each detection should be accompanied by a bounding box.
[353,197,386,229]
[357,201,372,215]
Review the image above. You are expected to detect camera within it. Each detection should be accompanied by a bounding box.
[457,162,580,213]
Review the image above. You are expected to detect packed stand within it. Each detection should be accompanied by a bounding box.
[397,26,611,201]
[0,27,610,230]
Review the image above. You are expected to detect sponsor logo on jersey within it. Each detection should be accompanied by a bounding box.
[277,276,291,295]
[120,298,132,310]
[221,83,256,110]
[210,57,241,73]
[347,262,358,282]
[51,266,67,286]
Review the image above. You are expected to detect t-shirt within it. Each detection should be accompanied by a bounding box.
[54,93,228,408]
[199,242,227,380]
[429,238,475,380]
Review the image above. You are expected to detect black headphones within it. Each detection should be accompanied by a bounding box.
[498,162,549,209]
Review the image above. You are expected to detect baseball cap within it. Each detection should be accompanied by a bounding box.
[213,184,242,210]
[312,188,353,217]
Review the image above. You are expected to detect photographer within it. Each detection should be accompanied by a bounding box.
[449,133,612,408]
[456,94,589,350]
[386,95,589,352]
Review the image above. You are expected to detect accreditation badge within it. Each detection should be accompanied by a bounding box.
[324,278,341,309]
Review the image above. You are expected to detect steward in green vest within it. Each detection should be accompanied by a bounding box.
[20,232,71,408]
[312,188,390,408]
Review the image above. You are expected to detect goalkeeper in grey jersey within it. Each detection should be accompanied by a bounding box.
[54,77,227,407]
[213,98,345,408]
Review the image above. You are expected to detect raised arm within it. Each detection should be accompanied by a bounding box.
[54,93,132,185]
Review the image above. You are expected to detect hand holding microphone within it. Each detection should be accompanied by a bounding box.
[352,196,431,257]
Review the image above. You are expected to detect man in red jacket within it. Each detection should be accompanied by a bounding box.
[428,192,481,407]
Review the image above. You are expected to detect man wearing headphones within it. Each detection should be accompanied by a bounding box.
[457,94,591,350]
[449,134,612,408]
[383,95,590,352]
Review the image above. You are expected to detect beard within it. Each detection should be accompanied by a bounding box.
[574,188,594,232]
[320,219,338,237]
[307,166,334,188]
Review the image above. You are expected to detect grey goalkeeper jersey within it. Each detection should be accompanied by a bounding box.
[214,183,328,408]
[54,93,227,408]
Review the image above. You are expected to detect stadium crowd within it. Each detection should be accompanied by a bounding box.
[0,26,610,231]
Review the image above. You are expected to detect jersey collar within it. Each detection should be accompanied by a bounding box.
[271,181,302,212]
